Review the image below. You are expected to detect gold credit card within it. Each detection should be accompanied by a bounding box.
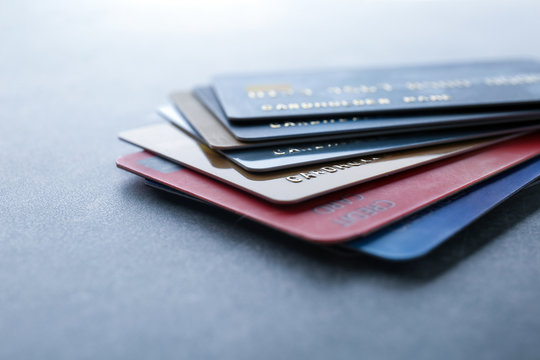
[169,92,249,149]
[119,123,518,204]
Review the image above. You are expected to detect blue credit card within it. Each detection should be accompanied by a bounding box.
[211,59,540,121]
[343,157,540,260]
[159,103,538,172]
[193,86,540,142]
[222,131,529,172]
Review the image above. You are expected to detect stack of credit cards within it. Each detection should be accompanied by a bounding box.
[117,59,540,260]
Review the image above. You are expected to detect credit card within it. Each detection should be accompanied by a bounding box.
[143,157,540,260]
[116,132,540,243]
[119,124,515,203]
[212,59,540,120]
[344,158,540,259]
[193,86,540,142]
[223,130,528,172]
[169,92,249,149]
[161,102,540,172]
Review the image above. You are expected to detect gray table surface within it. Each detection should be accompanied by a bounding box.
[2,0,540,359]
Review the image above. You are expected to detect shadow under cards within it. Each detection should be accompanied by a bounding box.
[127,177,540,284]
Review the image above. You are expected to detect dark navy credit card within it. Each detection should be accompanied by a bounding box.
[159,103,539,172]
[344,156,540,260]
[211,59,540,121]
[224,130,530,172]
[193,86,540,142]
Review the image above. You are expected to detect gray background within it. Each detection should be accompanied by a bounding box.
[2,0,540,359]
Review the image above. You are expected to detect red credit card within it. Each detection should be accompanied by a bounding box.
[117,132,540,244]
